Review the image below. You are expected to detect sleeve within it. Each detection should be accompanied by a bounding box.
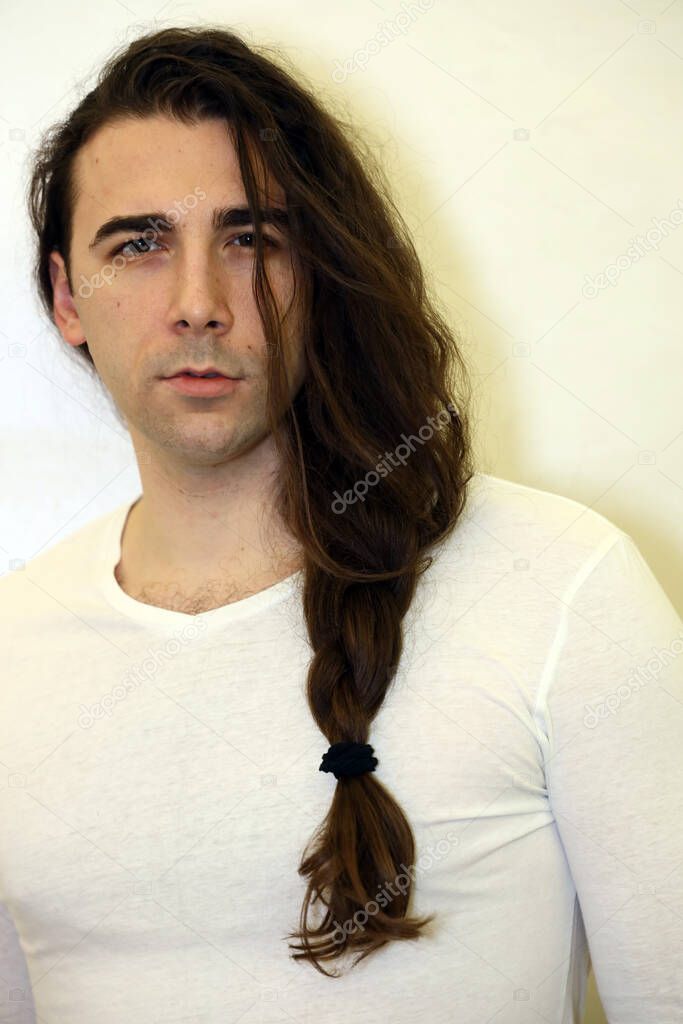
[536,529,683,1023]
[0,902,36,1022]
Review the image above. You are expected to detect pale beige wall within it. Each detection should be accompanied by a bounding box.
[276,6,683,1019]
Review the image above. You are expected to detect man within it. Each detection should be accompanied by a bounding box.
[1,25,681,1024]
[49,112,307,617]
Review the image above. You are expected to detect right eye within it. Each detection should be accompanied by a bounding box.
[112,237,163,258]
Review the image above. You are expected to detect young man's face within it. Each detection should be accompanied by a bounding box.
[49,113,306,466]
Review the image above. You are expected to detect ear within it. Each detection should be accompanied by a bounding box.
[49,250,87,348]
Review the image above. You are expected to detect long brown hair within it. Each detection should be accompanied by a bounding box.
[27,25,476,977]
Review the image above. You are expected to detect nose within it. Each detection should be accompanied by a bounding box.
[167,248,233,337]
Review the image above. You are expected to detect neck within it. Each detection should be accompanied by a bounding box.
[116,433,303,610]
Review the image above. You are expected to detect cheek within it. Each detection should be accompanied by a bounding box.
[98,289,160,351]
[79,281,135,330]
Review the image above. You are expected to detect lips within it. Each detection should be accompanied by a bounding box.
[176,373,224,379]
[168,367,229,378]
[163,374,242,397]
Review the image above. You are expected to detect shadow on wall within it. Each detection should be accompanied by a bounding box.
[583,969,607,1023]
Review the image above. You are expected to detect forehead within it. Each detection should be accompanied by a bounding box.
[71,114,284,228]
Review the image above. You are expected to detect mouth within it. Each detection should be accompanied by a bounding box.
[162,371,243,398]
[164,366,238,380]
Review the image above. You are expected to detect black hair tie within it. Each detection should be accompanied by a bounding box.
[319,741,378,780]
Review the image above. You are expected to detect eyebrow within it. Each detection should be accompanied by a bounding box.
[88,205,290,250]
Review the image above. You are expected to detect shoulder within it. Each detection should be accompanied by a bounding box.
[464,471,627,546]
[0,501,126,623]
[436,471,629,579]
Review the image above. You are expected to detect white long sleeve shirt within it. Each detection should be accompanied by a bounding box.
[0,472,681,1023]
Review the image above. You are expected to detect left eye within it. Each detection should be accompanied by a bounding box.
[111,233,277,258]
[229,232,277,249]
